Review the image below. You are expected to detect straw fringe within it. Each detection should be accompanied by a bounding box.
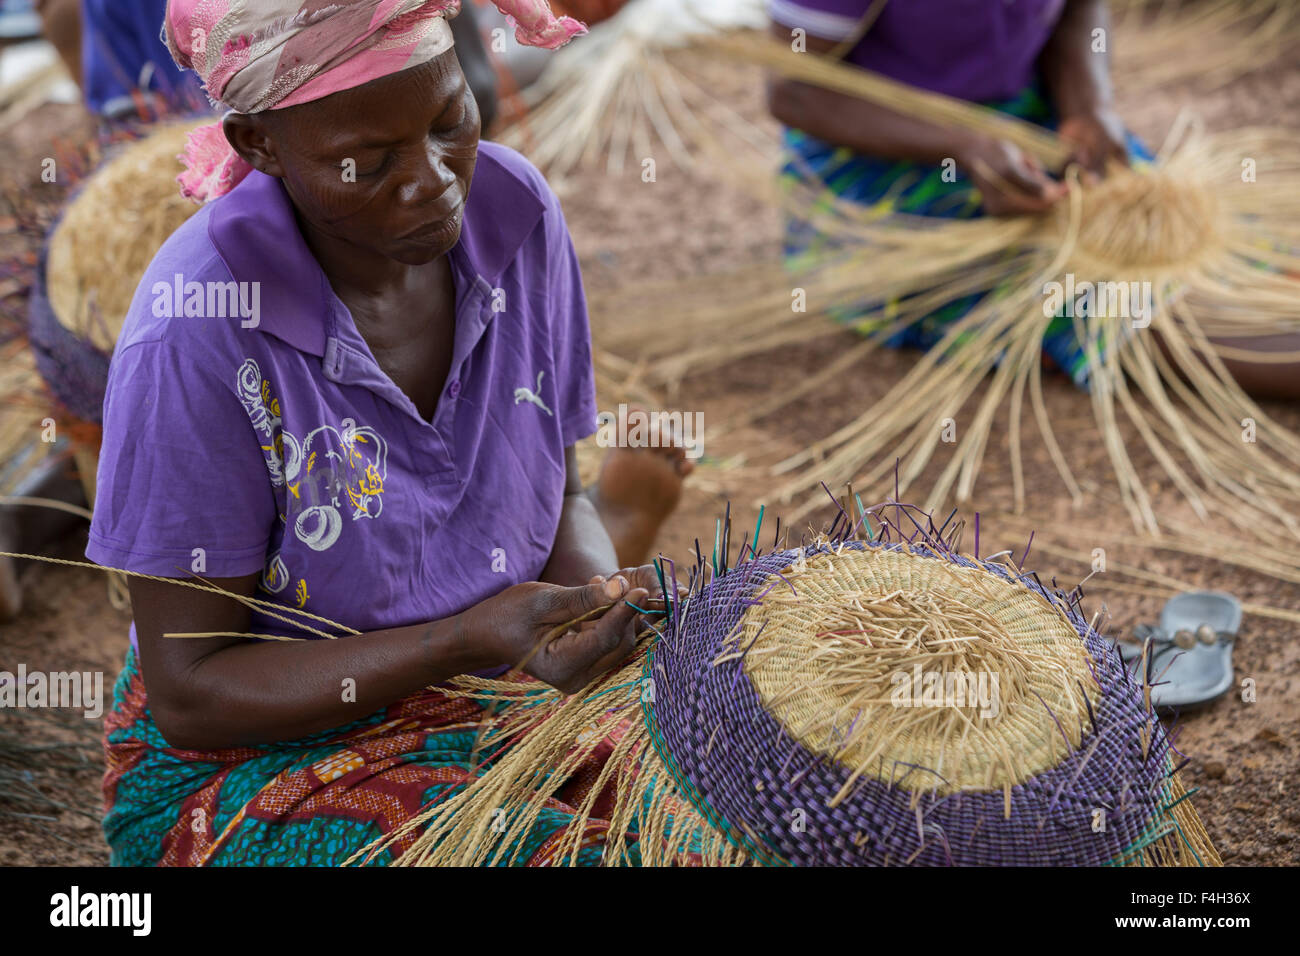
[346,643,751,867]
[601,102,1300,549]
[1110,0,1300,96]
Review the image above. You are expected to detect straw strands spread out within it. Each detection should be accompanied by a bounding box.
[769,128,1300,536]
[500,0,774,178]
[604,35,1300,556]
[1109,0,1300,95]
[345,506,1219,867]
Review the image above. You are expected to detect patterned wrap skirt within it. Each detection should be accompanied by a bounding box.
[102,649,654,866]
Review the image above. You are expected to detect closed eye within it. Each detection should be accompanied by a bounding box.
[355,153,391,177]
[430,93,470,135]
[430,113,466,137]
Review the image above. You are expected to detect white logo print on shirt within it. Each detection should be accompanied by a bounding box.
[514,371,553,417]
[237,357,388,557]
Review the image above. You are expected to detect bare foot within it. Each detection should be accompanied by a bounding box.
[589,440,694,568]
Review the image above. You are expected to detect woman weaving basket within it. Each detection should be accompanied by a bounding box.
[766,0,1300,399]
[87,0,691,866]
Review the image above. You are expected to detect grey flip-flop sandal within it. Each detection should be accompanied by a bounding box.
[1116,591,1240,710]
[0,1,41,41]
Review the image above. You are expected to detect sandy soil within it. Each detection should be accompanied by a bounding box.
[1,28,1297,866]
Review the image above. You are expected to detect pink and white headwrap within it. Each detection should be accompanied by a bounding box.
[165,0,585,202]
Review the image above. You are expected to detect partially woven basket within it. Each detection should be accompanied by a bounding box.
[28,120,202,428]
[360,509,1220,867]
[24,119,202,526]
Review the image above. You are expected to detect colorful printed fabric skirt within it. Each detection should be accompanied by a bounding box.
[780,84,1154,389]
[102,649,643,866]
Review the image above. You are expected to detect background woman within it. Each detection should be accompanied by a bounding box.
[766,0,1300,399]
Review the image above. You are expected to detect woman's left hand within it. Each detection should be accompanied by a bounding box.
[1058,107,1130,179]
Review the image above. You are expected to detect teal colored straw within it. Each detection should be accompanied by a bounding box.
[855,493,874,540]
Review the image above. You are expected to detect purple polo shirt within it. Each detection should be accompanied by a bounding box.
[768,0,1066,102]
[87,142,598,647]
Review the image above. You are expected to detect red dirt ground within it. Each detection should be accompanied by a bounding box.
[1,31,1297,866]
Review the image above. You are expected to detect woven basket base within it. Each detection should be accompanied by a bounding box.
[742,547,1099,794]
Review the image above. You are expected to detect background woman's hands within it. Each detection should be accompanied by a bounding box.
[956,104,1128,216]
[469,571,660,694]
[957,134,1068,216]
[1057,106,1130,179]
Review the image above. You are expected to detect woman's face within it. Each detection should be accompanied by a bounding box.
[228,49,480,266]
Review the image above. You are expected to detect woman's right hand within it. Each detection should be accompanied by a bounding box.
[467,576,649,694]
[957,134,1067,217]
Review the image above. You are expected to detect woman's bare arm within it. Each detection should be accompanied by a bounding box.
[540,445,619,587]
[1039,0,1129,174]
[763,22,1065,214]
[1040,0,1114,123]
[131,573,492,750]
[133,537,649,750]
[764,23,983,167]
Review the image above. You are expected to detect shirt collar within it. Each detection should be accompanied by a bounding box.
[205,145,548,357]
[456,144,548,284]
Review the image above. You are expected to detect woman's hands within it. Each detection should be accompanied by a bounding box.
[469,572,658,694]
[957,134,1068,217]
[956,105,1129,217]
[1057,106,1129,179]
[586,565,676,604]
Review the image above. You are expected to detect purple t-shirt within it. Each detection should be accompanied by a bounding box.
[87,142,598,647]
[768,0,1067,102]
